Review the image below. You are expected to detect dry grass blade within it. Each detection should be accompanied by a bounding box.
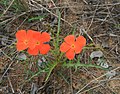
[75,67,120,94]
[0,0,15,18]
[29,0,73,27]
[7,75,15,93]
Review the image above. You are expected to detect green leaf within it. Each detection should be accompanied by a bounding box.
[28,15,45,22]
[62,62,109,70]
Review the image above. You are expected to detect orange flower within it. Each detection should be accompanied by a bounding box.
[27,32,51,55]
[60,35,86,60]
[16,30,35,51]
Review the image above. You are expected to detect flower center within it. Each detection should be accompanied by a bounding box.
[71,44,75,49]
[24,40,28,45]
[36,41,40,45]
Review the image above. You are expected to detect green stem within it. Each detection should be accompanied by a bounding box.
[27,70,45,82]
[45,62,58,82]
[56,10,61,46]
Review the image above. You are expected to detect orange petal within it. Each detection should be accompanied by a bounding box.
[40,32,50,43]
[76,36,86,47]
[16,41,28,51]
[32,31,41,40]
[64,35,75,45]
[28,31,41,49]
[74,42,83,54]
[28,39,36,49]
[27,30,36,49]
[39,44,50,54]
[65,49,75,60]
[27,30,35,40]
[60,42,70,52]
[16,30,27,41]
[27,47,39,55]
